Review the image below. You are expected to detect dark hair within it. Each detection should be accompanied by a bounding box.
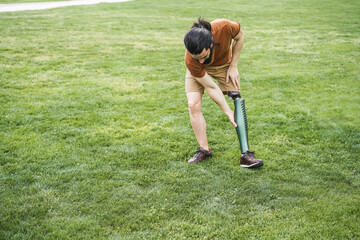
[184,17,214,54]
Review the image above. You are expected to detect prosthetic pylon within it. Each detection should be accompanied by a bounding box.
[228,91,249,154]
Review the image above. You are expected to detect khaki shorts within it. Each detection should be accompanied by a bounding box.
[185,63,240,94]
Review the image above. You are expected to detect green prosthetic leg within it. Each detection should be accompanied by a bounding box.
[228,91,249,154]
[234,98,250,154]
[228,92,263,168]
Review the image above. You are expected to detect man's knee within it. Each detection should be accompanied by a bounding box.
[187,92,202,114]
[187,96,202,115]
[188,100,201,114]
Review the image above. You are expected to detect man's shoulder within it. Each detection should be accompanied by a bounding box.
[185,51,205,78]
[185,50,193,63]
[211,19,233,28]
[185,51,201,68]
[211,19,240,37]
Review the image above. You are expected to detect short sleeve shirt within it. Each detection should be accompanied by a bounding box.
[185,19,241,78]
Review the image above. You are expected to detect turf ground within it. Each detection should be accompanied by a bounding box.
[0,0,67,3]
[0,0,359,239]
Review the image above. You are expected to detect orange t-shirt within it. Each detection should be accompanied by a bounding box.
[185,19,241,78]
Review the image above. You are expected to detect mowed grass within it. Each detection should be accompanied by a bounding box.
[0,0,69,3]
[0,0,359,239]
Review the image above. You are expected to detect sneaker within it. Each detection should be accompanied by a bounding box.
[187,147,212,164]
[240,151,263,168]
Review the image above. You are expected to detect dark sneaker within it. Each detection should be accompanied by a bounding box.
[188,147,212,164]
[240,151,263,168]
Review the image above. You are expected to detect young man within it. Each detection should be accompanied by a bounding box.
[184,18,263,168]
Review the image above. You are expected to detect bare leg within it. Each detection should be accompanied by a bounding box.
[186,92,209,151]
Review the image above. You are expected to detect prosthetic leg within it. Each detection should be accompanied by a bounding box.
[228,91,249,153]
[228,91,263,168]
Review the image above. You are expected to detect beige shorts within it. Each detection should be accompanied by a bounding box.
[185,63,240,94]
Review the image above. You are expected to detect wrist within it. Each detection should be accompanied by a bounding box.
[229,62,238,68]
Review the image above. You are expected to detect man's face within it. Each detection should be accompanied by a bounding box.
[191,44,213,64]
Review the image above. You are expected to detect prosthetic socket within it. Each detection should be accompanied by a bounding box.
[228,91,249,154]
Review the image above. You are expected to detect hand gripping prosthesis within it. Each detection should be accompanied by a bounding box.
[228,91,250,154]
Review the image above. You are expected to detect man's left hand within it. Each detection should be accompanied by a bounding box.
[226,66,240,89]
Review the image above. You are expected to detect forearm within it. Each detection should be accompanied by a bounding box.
[206,86,233,113]
[230,30,244,68]
[196,74,233,114]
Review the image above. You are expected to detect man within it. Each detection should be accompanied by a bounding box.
[184,18,263,168]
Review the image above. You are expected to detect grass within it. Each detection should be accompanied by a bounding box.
[0,0,69,3]
[0,0,359,239]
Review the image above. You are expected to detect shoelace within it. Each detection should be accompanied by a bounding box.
[195,149,205,157]
[195,148,210,157]
[247,151,256,160]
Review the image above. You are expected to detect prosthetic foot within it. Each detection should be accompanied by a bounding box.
[228,91,263,168]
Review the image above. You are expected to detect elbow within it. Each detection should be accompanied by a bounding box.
[239,30,244,42]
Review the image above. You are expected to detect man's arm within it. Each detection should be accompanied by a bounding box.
[195,73,237,127]
[226,29,244,89]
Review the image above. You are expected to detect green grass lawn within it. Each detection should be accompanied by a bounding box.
[0,0,68,3]
[0,0,359,239]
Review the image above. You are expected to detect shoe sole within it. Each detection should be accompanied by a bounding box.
[241,161,263,168]
[187,155,212,164]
